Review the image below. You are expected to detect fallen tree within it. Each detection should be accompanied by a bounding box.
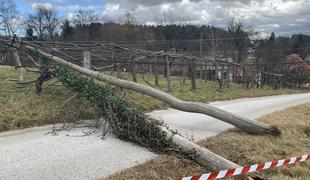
[24,44,280,135]
[47,59,239,170]
[11,43,283,176]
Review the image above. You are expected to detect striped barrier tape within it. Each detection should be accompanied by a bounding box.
[176,153,310,180]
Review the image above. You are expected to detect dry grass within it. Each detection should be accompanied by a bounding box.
[0,66,99,132]
[106,103,310,180]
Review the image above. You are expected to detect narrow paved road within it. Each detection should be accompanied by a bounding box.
[1,93,310,180]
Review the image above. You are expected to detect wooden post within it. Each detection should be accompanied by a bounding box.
[83,51,91,70]
[204,63,208,82]
[166,56,172,92]
[154,56,159,86]
[11,48,24,81]
[227,63,231,88]
[205,62,210,82]
[182,59,187,84]
[111,50,116,75]
[200,64,203,79]
[130,54,137,83]
[116,64,120,78]
[149,62,152,73]
[232,64,235,83]
[190,59,196,90]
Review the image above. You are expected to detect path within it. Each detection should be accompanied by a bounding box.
[1,93,310,180]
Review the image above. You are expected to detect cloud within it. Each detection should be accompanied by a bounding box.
[32,2,97,11]
[56,5,97,11]
[50,0,68,2]
[101,0,310,35]
[32,2,54,10]
[103,0,210,24]
[29,0,310,35]
[109,0,203,7]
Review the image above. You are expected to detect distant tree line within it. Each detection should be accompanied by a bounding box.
[59,14,251,63]
[255,33,310,82]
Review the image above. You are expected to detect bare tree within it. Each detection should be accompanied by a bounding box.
[153,10,175,25]
[226,17,249,63]
[72,9,98,26]
[0,0,19,36]
[41,7,59,40]
[25,7,46,40]
[25,4,59,40]
[119,12,137,25]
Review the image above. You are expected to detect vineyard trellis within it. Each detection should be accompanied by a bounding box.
[1,38,307,91]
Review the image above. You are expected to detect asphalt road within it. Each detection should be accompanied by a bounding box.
[1,93,310,180]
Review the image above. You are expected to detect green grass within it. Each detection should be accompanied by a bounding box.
[0,66,308,132]
[304,127,310,137]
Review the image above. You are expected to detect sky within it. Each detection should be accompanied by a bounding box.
[16,0,310,37]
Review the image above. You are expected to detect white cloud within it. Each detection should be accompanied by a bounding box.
[104,0,310,35]
[32,2,53,10]
[32,2,97,12]
[56,5,96,11]
[51,0,67,2]
[34,0,310,35]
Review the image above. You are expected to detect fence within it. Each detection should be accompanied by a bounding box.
[0,38,308,90]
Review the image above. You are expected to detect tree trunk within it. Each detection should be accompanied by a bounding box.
[163,127,239,170]
[25,45,281,135]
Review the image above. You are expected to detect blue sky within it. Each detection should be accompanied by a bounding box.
[17,0,106,19]
[13,0,310,37]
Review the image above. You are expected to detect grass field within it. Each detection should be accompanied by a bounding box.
[0,66,308,132]
[106,102,310,180]
[0,66,99,132]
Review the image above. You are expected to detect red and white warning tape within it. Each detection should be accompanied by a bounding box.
[176,153,310,180]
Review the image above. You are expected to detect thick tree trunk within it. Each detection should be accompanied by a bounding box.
[163,127,239,170]
[25,45,280,135]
